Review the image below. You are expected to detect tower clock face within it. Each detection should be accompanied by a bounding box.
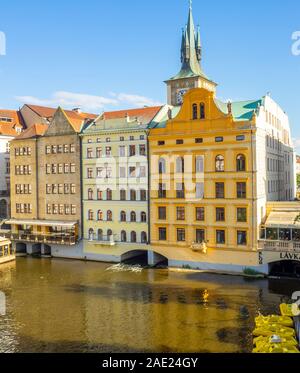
[176,88,188,105]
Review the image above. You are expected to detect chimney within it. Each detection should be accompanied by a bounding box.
[72,108,82,114]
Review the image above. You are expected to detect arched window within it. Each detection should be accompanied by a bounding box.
[120,189,126,201]
[130,211,136,222]
[215,155,225,172]
[88,228,94,241]
[97,210,103,221]
[130,190,136,201]
[121,231,127,243]
[159,158,166,174]
[88,210,94,221]
[107,210,113,221]
[97,189,103,201]
[141,212,147,223]
[237,154,246,172]
[131,231,137,243]
[192,104,198,120]
[176,157,184,173]
[106,189,112,201]
[88,188,93,200]
[120,211,126,222]
[107,229,113,238]
[98,229,103,241]
[200,103,205,119]
[141,232,147,244]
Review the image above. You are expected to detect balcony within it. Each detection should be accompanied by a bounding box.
[258,240,300,253]
[0,230,77,246]
[87,235,116,246]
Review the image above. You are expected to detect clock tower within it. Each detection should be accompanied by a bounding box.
[165,2,217,106]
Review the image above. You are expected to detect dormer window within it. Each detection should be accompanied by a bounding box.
[200,103,205,119]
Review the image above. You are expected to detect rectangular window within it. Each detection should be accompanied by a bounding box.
[58,164,63,174]
[196,207,205,221]
[216,182,225,199]
[237,231,247,246]
[64,144,69,153]
[158,141,165,146]
[176,207,185,221]
[119,146,126,157]
[196,229,205,243]
[195,138,203,144]
[87,148,93,159]
[216,207,225,222]
[58,145,63,154]
[65,205,70,215]
[129,145,136,157]
[139,144,146,156]
[237,208,247,222]
[105,147,112,156]
[64,164,69,174]
[159,228,167,241]
[58,184,63,194]
[139,166,146,178]
[46,146,51,154]
[177,229,186,242]
[71,205,76,215]
[71,184,76,194]
[195,156,204,173]
[70,144,75,153]
[236,135,245,141]
[52,145,57,154]
[64,184,70,194]
[59,204,64,215]
[196,182,204,199]
[96,147,102,158]
[176,183,185,199]
[46,204,51,214]
[215,137,224,143]
[140,190,147,201]
[70,164,76,173]
[237,182,247,199]
[216,230,225,244]
[87,168,93,179]
[158,207,166,220]
[158,183,166,199]
[129,167,136,178]
[176,139,184,145]
[119,167,126,178]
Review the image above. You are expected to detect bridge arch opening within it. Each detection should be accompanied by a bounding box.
[121,250,148,266]
[16,243,27,254]
[269,260,300,279]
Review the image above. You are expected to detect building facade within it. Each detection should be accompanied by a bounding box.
[0,109,24,219]
[148,5,296,273]
[81,107,167,262]
[2,107,95,256]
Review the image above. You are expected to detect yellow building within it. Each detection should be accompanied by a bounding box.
[148,5,296,273]
[81,107,166,263]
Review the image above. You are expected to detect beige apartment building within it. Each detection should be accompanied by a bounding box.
[1,107,95,256]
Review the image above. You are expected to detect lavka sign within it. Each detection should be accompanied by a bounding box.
[280,252,300,261]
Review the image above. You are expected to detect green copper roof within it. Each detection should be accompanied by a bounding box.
[214,99,262,121]
[148,106,181,129]
[167,5,209,81]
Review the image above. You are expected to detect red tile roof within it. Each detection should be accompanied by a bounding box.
[25,105,97,132]
[100,106,163,124]
[0,109,24,136]
[14,123,48,140]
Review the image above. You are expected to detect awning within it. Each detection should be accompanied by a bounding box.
[5,219,77,228]
[265,211,300,229]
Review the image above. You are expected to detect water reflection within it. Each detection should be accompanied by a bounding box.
[0,258,298,353]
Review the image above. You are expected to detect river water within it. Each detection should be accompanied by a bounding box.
[0,257,299,353]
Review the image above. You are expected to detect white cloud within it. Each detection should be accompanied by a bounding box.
[15,91,162,112]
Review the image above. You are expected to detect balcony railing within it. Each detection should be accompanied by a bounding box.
[0,230,77,246]
[258,240,300,253]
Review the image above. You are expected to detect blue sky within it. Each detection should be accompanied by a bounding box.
[0,0,299,150]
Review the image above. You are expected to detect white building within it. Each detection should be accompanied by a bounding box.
[0,110,24,219]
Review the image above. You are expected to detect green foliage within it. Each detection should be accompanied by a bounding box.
[243,268,262,276]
